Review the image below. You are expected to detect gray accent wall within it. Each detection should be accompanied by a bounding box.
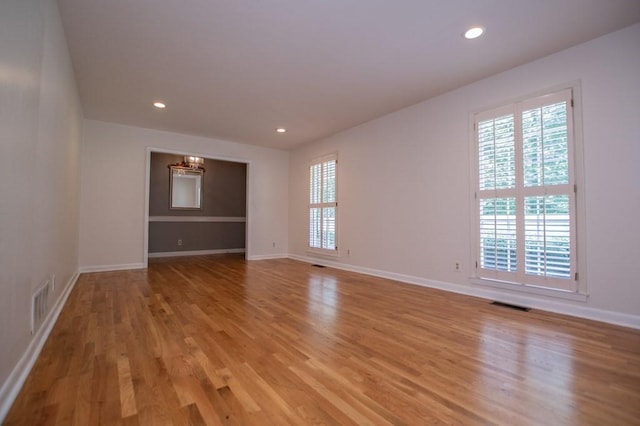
[149,152,247,253]
[149,222,246,252]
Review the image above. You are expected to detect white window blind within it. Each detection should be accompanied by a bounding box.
[309,155,337,252]
[475,89,577,292]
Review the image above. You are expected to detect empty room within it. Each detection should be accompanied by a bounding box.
[1,0,639,424]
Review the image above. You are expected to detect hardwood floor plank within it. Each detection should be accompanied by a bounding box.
[5,254,640,425]
[117,350,138,418]
[239,361,301,425]
[182,403,206,426]
[71,372,93,425]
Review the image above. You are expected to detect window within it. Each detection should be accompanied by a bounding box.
[309,155,337,252]
[474,89,579,292]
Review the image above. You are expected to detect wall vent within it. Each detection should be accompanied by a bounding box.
[31,280,51,334]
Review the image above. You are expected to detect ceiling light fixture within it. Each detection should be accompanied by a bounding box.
[463,26,485,40]
[153,102,166,109]
[276,128,287,133]
[183,155,205,169]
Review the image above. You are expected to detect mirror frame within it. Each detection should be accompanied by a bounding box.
[169,166,203,210]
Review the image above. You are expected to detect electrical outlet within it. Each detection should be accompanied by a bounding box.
[455,261,461,271]
[51,274,56,292]
[178,239,183,246]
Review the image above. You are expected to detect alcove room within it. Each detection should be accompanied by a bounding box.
[147,152,247,259]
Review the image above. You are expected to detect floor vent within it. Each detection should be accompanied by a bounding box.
[491,301,530,312]
[311,264,326,268]
[32,280,51,334]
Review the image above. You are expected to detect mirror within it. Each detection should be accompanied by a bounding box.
[170,166,203,209]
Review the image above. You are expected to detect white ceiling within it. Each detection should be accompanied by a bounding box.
[57,0,640,150]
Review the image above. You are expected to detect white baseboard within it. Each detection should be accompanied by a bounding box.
[148,248,245,259]
[0,272,80,423]
[288,254,640,330]
[248,253,288,261]
[78,262,146,273]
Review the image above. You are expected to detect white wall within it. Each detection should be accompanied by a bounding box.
[79,120,289,270]
[0,0,83,409]
[289,24,640,325]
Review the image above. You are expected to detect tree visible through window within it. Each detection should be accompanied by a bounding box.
[309,155,337,252]
[475,89,577,292]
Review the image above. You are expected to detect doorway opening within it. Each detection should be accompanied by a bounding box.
[144,150,249,266]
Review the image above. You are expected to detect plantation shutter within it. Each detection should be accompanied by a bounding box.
[309,155,337,251]
[475,89,576,292]
[477,108,518,282]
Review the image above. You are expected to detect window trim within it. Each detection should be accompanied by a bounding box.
[469,83,587,298]
[308,153,338,256]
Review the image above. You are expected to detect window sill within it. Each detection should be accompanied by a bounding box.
[471,277,589,302]
[306,248,339,258]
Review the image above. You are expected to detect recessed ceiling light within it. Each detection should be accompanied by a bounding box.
[464,26,485,40]
[153,102,166,109]
[276,128,287,133]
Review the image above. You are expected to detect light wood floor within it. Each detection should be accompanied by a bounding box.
[5,255,640,425]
